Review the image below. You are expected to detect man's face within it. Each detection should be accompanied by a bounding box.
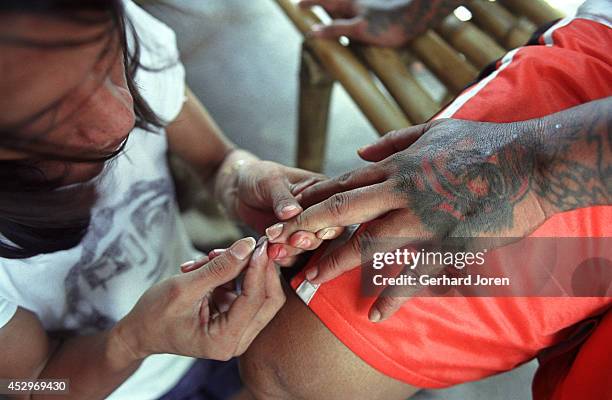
[0,12,136,185]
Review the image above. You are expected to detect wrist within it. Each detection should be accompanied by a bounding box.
[213,149,259,218]
[108,319,148,369]
[509,116,564,218]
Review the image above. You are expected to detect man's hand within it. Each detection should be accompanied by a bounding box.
[114,237,286,361]
[298,0,462,47]
[269,97,611,321]
[266,119,556,321]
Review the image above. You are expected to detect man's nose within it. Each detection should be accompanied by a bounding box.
[75,78,135,145]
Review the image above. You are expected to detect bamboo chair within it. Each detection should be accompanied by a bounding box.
[273,0,563,172]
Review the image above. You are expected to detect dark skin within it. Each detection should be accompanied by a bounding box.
[268,97,612,321]
[298,0,463,46]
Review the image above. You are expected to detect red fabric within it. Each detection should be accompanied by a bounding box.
[541,310,612,400]
[290,18,612,390]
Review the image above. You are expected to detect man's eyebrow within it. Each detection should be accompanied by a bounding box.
[0,22,115,48]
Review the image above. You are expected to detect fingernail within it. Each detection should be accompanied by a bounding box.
[180,260,195,269]
[311,24,323,32]
[295,237,310,249]
[281,204,300,215]
[266,223,284,241]
[208,249,226,258]
[357,145,370,153]
[254,237,268,258]
[305,267,318,282]
[276,247,287,259]
[318,228,335,240]
[369,308,382,323]
[231,237,256,260]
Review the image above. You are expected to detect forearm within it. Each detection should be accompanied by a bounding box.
[166,87,236,182]
[363,0,463,39]
[165,88,264,214]
[32,327,141,400]
[528,96,611,215]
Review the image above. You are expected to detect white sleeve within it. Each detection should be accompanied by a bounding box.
[0,297,18,329]
[125,0,187,124]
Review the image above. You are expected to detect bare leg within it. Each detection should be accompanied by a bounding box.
[240,285,419,400]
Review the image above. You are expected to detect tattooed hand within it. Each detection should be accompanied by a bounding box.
[298,0,462,46]
[267,97,611,321]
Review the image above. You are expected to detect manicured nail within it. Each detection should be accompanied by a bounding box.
[208,249,226,259]
[276,247,287,259]
[318,228,336,240]
[231,237,256,260]
[254,237,268,258]
[369,308,382,323]
[180,260,195,269]
[305,267,318,282]
[298,238,311,249]
[266,223,284,241]
[357,145,371,153]
[281,204,300,216]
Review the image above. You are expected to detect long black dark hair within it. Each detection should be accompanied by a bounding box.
[0,0,165,258]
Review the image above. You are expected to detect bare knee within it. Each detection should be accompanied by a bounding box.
[240,287,417,400]
[240,337,290,399]
[239,290,308,399]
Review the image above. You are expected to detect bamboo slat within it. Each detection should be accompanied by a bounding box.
[467,0,534,49]
[500,0,564,26]
[297,44,333,172]
[437,14,506,69]
[274,0,410,134]
[409,31,479,94]
[355,46,438,124]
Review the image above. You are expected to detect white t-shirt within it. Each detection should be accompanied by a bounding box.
[0,2,198,399]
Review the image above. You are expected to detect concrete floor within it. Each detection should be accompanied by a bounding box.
[142,0,584,398]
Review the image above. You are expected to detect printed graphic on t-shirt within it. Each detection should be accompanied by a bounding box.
[63,178,175,333]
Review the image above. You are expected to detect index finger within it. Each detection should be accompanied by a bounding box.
[267,182,401,243]
[298,163,388,209]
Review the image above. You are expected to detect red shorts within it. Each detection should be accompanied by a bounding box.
[290,16,612,390]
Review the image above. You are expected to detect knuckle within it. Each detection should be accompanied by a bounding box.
[207,257,234,281]
[295,212,311,230]
[377,296,401,313]
[393,169,418,194]
[325,252,344,273]
[348,235,364,257]
[336,171,353,188]
[327,193,351,219]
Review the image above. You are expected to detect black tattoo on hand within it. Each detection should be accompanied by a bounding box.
[364,0,462,41]
[390,97,611,237]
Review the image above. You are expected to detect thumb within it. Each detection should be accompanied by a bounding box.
[310,18,362,40]
[267,178,303,220]
[357,124,429,162]
[191,237,256,291]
